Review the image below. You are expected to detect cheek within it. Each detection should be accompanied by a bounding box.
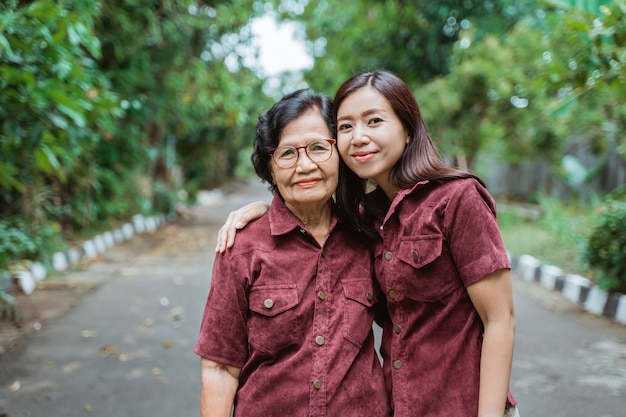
[337,139,350,159]
[271,167,288,188]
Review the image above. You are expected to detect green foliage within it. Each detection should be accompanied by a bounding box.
[419,0,626,195]
[584,198,626,292]
[498,196,596,278]
[0,0,270,280]
[0,217,64,277]
[0,220,36,270]
[541,0,626,159]
[274,0,540,94]
[0,0,121,198]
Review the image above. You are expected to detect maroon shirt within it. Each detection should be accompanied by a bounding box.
[370,178,516,417]
[195,195,391,417]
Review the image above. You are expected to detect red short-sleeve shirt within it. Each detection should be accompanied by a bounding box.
[371,178,516,417]
[195,195,391,417]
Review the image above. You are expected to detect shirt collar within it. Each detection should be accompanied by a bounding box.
[383,179,430,224]
[267,194,338,237]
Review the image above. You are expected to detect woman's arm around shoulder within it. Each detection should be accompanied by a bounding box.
[215,201,270,253]
[199,357,241,417]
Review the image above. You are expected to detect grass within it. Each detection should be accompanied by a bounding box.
[497,196,598,281]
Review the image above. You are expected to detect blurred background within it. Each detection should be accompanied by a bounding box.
[1,0,625,306]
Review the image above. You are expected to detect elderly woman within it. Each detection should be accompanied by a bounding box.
[194,89,390,417]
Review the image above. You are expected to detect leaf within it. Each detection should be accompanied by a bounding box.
[34,147,55,175]
[34,142,67,183]
[48,113,69,129]
[0,162,25,192]
[25,0,59,19]
[57,103,87,128]
[0,34,12,54]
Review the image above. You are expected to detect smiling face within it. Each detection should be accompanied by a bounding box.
[271,108,339,215]
[336,86,408,195]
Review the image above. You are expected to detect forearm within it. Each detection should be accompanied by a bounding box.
[477,318,515,417]
[200,358,240,417]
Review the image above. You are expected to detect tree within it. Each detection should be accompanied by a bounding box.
[269,0,539,94]
[0,0,271,284]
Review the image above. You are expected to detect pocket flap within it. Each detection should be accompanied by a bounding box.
[398,235,442,269]
[249,285,298,317]
[341,279,377,307]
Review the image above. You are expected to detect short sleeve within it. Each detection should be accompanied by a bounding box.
[444,180,510,286]
[194,253,249,368]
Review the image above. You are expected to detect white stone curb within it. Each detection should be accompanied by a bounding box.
[5,213,169,296]
[539,265,563,290]
[562,274,592,304]
[517,255,541,282]
[584,285,609,316]
[512,255,626,325]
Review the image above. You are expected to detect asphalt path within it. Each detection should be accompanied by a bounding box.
[0,178,624,417]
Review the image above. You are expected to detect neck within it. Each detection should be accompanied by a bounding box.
[287,201,332,245]
[373,176,400,201]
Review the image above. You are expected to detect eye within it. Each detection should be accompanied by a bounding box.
[368,117,382,125]
[275,147,296,159]
[308,141,331,153]
[337,123,352,132]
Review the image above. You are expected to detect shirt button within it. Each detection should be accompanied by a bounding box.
[313,379,323,390]
[318,291,326,301]
[384,251,393,260]
[388,290,397,299]
[321,250,326,258]
[394,324,402,334]
[412,251,419,262]
[315,335,325,346]
[393,360,402,369]
[366,291,373,301]
[263,299,274,309]
[379,225,383,230]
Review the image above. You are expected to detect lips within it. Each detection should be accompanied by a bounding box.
[296,178,321,187]
[351,151,376,162]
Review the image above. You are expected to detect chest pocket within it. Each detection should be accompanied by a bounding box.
[341,278,377,349]
[398,235,457,302]
[248,285,299,353]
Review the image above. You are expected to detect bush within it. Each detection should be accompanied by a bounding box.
[584,200,626,293]
[0,220,37,270]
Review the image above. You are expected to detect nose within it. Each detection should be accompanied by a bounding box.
[295,148,317,172]
[351,123,370,145]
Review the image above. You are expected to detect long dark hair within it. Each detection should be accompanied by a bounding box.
[334,70,480,239]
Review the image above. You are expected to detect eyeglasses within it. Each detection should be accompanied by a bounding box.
[270,139,336,169]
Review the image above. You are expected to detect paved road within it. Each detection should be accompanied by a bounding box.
[0,179,624,417]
